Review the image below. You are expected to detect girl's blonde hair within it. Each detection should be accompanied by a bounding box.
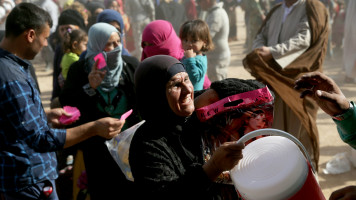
[179,19,214,52]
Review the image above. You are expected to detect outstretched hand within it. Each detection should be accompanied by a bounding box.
[93,117,125,139]
[294,72,349,116]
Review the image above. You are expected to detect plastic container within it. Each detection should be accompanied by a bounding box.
[230,128,325,200]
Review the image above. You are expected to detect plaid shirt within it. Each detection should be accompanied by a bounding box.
[0,49,66,192]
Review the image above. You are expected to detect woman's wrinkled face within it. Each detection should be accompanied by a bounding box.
[166,72,195,117]
[104,32,121,52]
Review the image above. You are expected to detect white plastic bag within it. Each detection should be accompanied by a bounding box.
[323,152,351,174]
[106,120,145,181]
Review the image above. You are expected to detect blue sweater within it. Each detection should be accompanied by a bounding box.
[181,54,207,91]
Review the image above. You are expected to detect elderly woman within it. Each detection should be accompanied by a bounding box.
[129,55,244,199]
[59,22,139,200]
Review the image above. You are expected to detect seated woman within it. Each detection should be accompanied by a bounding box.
[59,22,140,200]
[129,55,245,199]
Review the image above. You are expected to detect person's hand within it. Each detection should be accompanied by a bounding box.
[203,141,244,181]
[184,48,196,58]
[88,60,107,89]
[294,72,350,116]
[329,186,356,200]
[93,117,125,139]
[46,108,72,127]
[257,46,273,61]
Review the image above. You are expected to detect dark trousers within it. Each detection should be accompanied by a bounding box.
[1,180,58,200]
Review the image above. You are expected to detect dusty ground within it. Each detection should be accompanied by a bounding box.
[32,7,356,199]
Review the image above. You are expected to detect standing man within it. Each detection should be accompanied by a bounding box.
[243,0,329,171]
[198,0,230,82]
[0,3,125,199]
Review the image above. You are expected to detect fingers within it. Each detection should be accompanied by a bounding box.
[62,110,72,117]
[329,186,356,200]
[91,59,99,72]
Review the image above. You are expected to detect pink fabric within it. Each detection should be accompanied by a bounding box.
[195,87,273,122]
[141,20,184,61]
[203,74,211,89]
[59,106,81,125]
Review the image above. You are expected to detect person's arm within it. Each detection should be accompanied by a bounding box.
[294,72,356,148]
[45,108,125,148]
[253,25,268,50]
[181,55,206,90]
[268,15,311,67]
[64,117,124,148]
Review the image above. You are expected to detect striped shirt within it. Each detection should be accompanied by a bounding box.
[0,48,66,192]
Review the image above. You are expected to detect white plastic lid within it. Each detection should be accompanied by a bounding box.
[230,136,308,200]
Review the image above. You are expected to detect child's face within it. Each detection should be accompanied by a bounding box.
[181,36,206,54]
[73,37,88,55]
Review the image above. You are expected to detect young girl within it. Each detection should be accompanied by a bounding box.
[179,19,214,91]
[59,28,88,87]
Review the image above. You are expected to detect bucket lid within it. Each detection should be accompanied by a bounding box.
[230,136,308,200]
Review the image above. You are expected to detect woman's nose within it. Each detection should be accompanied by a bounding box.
[182,81,193,93]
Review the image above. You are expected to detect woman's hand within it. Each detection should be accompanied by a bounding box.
[88,60,107,89]
[203,141,244,181]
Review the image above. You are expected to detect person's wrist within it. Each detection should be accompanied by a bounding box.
[83,83,96,96]
[203,159,222,181]
[332,101,354,121]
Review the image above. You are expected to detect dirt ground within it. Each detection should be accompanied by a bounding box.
[32,7,356,199]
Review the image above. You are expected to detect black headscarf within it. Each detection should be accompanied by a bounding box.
[210,78,270,99]
[134,55,186,121]
[58,9,86,30]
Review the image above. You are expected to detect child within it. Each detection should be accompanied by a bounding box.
[179,19,214,91]
[59,28,88,88]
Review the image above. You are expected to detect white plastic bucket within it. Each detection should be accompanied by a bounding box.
[230,128,325,200]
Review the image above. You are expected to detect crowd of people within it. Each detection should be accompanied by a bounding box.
[1,0,356,200]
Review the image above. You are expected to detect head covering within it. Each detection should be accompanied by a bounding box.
[141,20,184,61]
[86,23,123,92]
[135,55,186,121]
[96,9,130,56]
[58,9,86,30]
[85,1,105,15]
[86,22,118,58]
[96,9,124,33]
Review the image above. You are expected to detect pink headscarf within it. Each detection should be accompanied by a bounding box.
[141,20,184,61]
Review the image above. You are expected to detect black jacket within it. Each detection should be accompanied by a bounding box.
[58,55,140,200]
